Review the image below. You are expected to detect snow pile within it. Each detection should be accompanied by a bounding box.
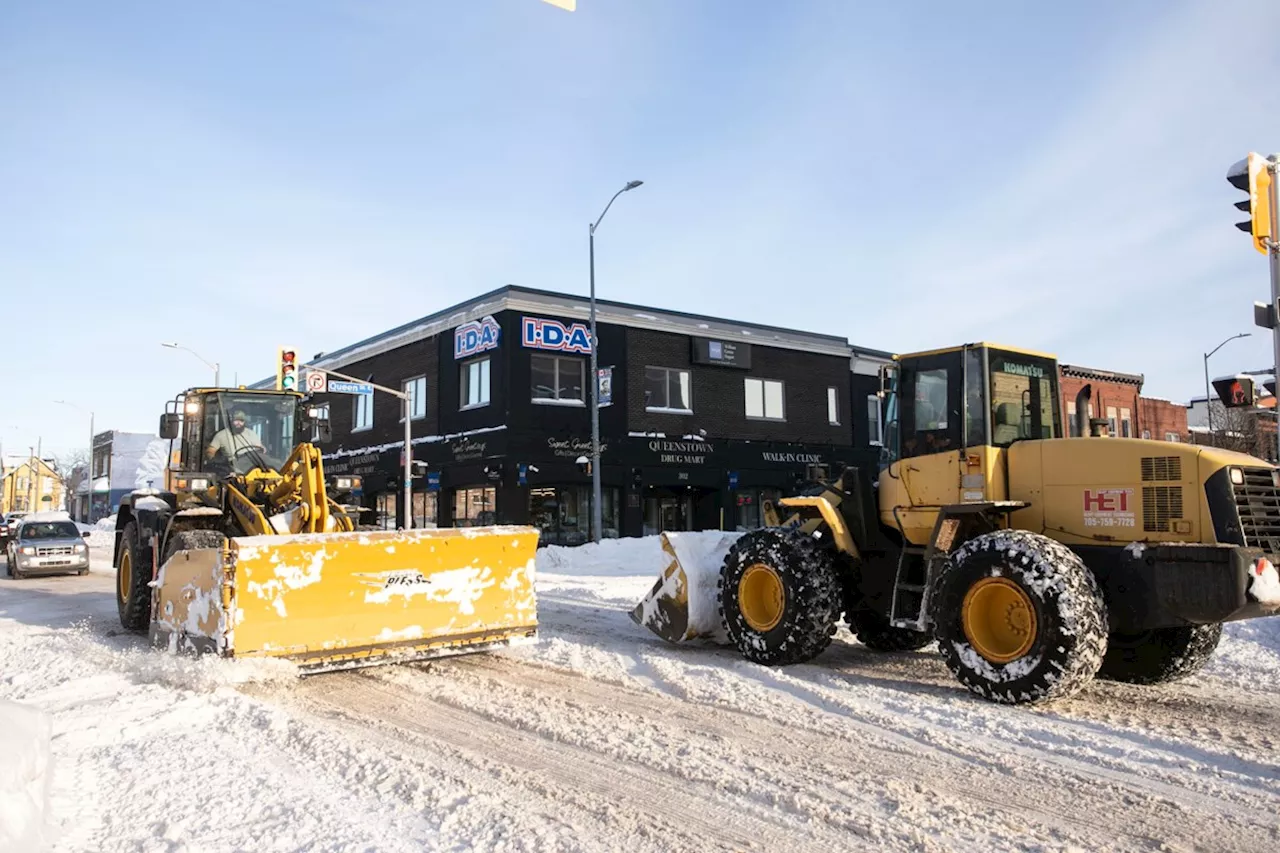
[93,515,116,532]
[133,439,170,491]
[0,700,53,853]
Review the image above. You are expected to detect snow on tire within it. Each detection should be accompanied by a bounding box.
[1098,623,1222,685]
[718,527,842,667]
[929,530,1108,705]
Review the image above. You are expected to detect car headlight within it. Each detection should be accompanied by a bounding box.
[75,544,87,553]
[19,546,34,555]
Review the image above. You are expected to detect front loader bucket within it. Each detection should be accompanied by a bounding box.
[150,526,539,673]
[629,531,742,644]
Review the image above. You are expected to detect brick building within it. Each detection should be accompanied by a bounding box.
[1059,364,1142,438]
[1137,398,1189,443]
[279,286,891,542]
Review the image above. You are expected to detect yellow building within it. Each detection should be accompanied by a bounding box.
[1,457,64,515]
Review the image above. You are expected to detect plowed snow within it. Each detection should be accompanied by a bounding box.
[1,538,1278,852]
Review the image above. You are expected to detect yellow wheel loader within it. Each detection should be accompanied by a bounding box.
[635,343,1280,704]
[113,386,538,673]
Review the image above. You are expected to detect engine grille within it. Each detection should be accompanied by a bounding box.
[1232,467,1280,550]
[36,546,74,557]
[1142,486,1183,533]
[1141,456,1182,482]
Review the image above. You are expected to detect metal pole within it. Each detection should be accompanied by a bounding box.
[589,226,602,544]
[404,396,413,531]
[215,363,221,387]
[1269,157,1280,463]
[1204,355,1214,447]
[86,411,94,521]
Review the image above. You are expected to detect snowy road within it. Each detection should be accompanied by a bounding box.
[2,537,1279,852]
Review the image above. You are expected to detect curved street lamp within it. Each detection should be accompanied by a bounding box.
[1204,332,1251,447]
[589,179,644,543]
[161,342,221,387]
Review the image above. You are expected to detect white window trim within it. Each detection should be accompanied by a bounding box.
[460,356,492,411]
[744,377,786,422]
[353,392,374,433]
[531,354,586,405]
[867,394,883,446]
[644,366,693,414]
[400,375,427,422]
[828,387,841,426]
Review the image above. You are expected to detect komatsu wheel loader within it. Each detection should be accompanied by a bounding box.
[113,386,538,673]
[634,342,1280,705]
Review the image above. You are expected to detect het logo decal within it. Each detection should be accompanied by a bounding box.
[1082,488,1136,528]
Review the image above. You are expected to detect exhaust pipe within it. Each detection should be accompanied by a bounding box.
[1075,383,1092,438]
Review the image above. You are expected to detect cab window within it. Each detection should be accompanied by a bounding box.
[900,356,961,459]
[988,352,1060,445]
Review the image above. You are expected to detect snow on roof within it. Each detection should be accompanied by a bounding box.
[19,511,73,522]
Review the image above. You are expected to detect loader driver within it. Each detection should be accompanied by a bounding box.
[206,410,267,474]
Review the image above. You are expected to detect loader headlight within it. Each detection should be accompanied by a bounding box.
[1230,467,1245,486]
[184,400,202,415]
[174,477,211,492]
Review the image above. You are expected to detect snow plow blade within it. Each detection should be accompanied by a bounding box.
[630,531,741,644]
[149,526,539,673]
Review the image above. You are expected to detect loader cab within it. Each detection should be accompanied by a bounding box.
[880,343,1062,464]
[160,389,307,479]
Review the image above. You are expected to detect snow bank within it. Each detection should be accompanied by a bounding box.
[94,515,116,532]
[536,535,667,577]
[0,700,53,853]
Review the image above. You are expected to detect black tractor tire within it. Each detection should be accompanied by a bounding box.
[1098,624,1223,685]
[846,607,934,652]
[116,521,155,632]
[718,527,842,667]
[930,530,1108,705]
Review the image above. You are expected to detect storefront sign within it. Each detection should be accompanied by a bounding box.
[760,451,824,464]
[324,452,382,476]
[454,315,501,359]
[426,471,440,491]
[547,436,608,458]
[450,437,489,462]
[648,439,713,465]
[522,316,592,354]
[692,338,750,369]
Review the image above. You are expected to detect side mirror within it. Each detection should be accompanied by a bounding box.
[159,413,181,440]
[82,530,92,539]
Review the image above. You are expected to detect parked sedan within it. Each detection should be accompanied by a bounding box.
[5,515,91,579]
[0,511,27,551]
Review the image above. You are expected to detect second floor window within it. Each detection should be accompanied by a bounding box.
[745,377,785,421]
[644,367,692,412]
[354,392,373,431]
[827,387,840,425]
[402,376,426,421]
[867,394,882,445]
[311,403,330,441]
[461,357,491,409]
[532,354,585,404]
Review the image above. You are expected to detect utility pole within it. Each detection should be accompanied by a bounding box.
[1268,156,1280,463]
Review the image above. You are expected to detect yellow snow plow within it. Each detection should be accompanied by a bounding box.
[150,526,539,673]
[114,385,539,673]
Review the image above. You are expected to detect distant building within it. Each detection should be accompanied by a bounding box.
[1138,397,1189,443]
[1,455,62,515]
[1059,363,1187,442]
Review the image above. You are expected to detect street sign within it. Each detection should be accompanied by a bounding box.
[327,380,374,395]
[305,370,326,393]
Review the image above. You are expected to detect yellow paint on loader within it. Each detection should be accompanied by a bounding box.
[151,526,539,673]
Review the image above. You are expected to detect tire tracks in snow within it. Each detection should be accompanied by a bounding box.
[288,653,1278,853]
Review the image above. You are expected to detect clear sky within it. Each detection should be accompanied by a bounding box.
[2,0,1279,458]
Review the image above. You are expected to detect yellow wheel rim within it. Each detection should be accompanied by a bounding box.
[739,563,785,632]
[961,577,1037,664]
[119,548,131,601]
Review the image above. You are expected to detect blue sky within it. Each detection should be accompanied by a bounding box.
[2,0,1279,458]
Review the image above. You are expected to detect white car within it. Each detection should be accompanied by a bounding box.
[5,512,91,579]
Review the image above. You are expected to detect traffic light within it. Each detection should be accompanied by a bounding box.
[1212,374,1256,409]
[1227,153,1274,255]
[277,346,298,391]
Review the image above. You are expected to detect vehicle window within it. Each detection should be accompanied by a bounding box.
[901,365,958,458]
[989,352,1060,445]
[20,522,80,540]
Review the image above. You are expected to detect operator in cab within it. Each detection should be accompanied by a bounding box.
[206,409,265,465]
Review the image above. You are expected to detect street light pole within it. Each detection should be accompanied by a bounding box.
[1266,156,1280,463]
[1204,332,1251,448]
[54,400,94,521]
[588,179,643,544]
[161,342,220,387]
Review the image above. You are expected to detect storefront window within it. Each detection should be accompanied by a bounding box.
[453,486,497,527]
[413,491,438,528]
[376,493,398,530]
[529,486,619,545]
[735,488,782,531]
